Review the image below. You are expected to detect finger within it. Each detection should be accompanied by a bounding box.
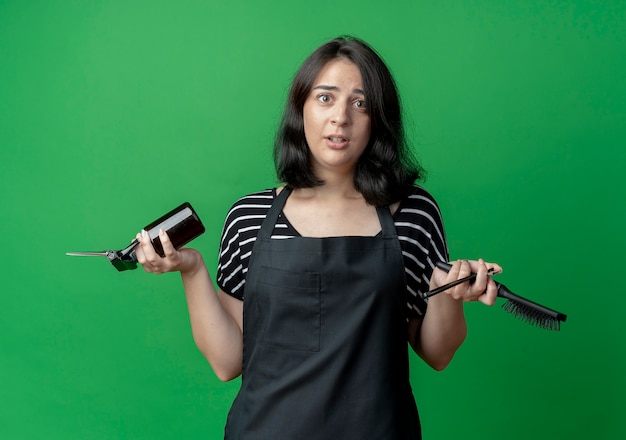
[474,258,499,305]
[443,259,463,287]
[477,278,498,306]
[487,263,503,275]
[134,232,147,263]
[471,258,490,298]
[450,260,472,301]
[446,259,462,279]
[478,259,502,305]
[139,229,160,262]
[133,232,153,272]
[136,230,162,273]
[159,229,177,257]
[431,259,459,288]
[459,259,473,278]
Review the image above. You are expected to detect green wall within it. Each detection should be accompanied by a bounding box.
[1,1,624,438]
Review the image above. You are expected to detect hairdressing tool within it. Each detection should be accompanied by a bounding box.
[424,266,500,299]
[426,261,567,331]
[66,202,205,271]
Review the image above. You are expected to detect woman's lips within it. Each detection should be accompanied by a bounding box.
[326,135,349,148]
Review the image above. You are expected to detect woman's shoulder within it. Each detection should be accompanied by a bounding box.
[225,188,276,213]
[394,185,445,228]
[399,185,441,212]
[219,188,276,238]
[221,188,280,228]
[231,188,276,204]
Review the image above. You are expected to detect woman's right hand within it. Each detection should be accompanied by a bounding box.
[135,228,201,275]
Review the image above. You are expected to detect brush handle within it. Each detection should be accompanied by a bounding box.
[435,261,567,322]
[423,272,479,298]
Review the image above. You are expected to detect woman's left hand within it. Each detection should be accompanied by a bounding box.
[429,259,502,306]
[134,228,194,275]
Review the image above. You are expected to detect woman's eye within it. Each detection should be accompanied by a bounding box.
[353,99,367,110]
[317,94,332,103]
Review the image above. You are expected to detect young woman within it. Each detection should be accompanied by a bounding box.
[135,36,501,440]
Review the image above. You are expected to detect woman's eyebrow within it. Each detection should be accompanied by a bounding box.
[313,85,366,95]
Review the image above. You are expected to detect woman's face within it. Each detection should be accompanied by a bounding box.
[303,58,371,179]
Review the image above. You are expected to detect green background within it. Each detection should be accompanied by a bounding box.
[1,0,624,438]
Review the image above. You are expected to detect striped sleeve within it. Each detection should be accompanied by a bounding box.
[216,190,275,300]
[394,186,449,318]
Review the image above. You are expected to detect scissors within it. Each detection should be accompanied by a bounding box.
[66,202,205,272]
[66,240,139,271]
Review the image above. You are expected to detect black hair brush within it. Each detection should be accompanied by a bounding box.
[428,261,567,331]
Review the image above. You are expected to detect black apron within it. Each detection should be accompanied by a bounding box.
[225,188,421,439]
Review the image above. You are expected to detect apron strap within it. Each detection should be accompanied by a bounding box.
[260,186,396,239]
[257,187,292,240]
[376,205,397,238]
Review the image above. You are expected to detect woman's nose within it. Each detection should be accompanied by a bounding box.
[331,101,351,126]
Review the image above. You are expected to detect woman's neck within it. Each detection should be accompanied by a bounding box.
[296,172,361,201]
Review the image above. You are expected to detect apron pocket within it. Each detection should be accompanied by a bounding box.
[256,266,321,351]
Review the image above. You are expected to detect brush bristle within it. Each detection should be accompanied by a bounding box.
[502,300,562,331]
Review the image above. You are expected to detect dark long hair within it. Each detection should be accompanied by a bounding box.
[274,36,425,207]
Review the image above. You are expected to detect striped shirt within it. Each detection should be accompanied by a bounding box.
[216,186,448,318]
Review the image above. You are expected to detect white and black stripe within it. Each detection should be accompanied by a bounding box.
[216,186,448,318]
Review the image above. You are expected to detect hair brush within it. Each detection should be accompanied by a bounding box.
[427,261,567,331]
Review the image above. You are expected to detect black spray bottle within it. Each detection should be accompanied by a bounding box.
[67,202,205,271]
